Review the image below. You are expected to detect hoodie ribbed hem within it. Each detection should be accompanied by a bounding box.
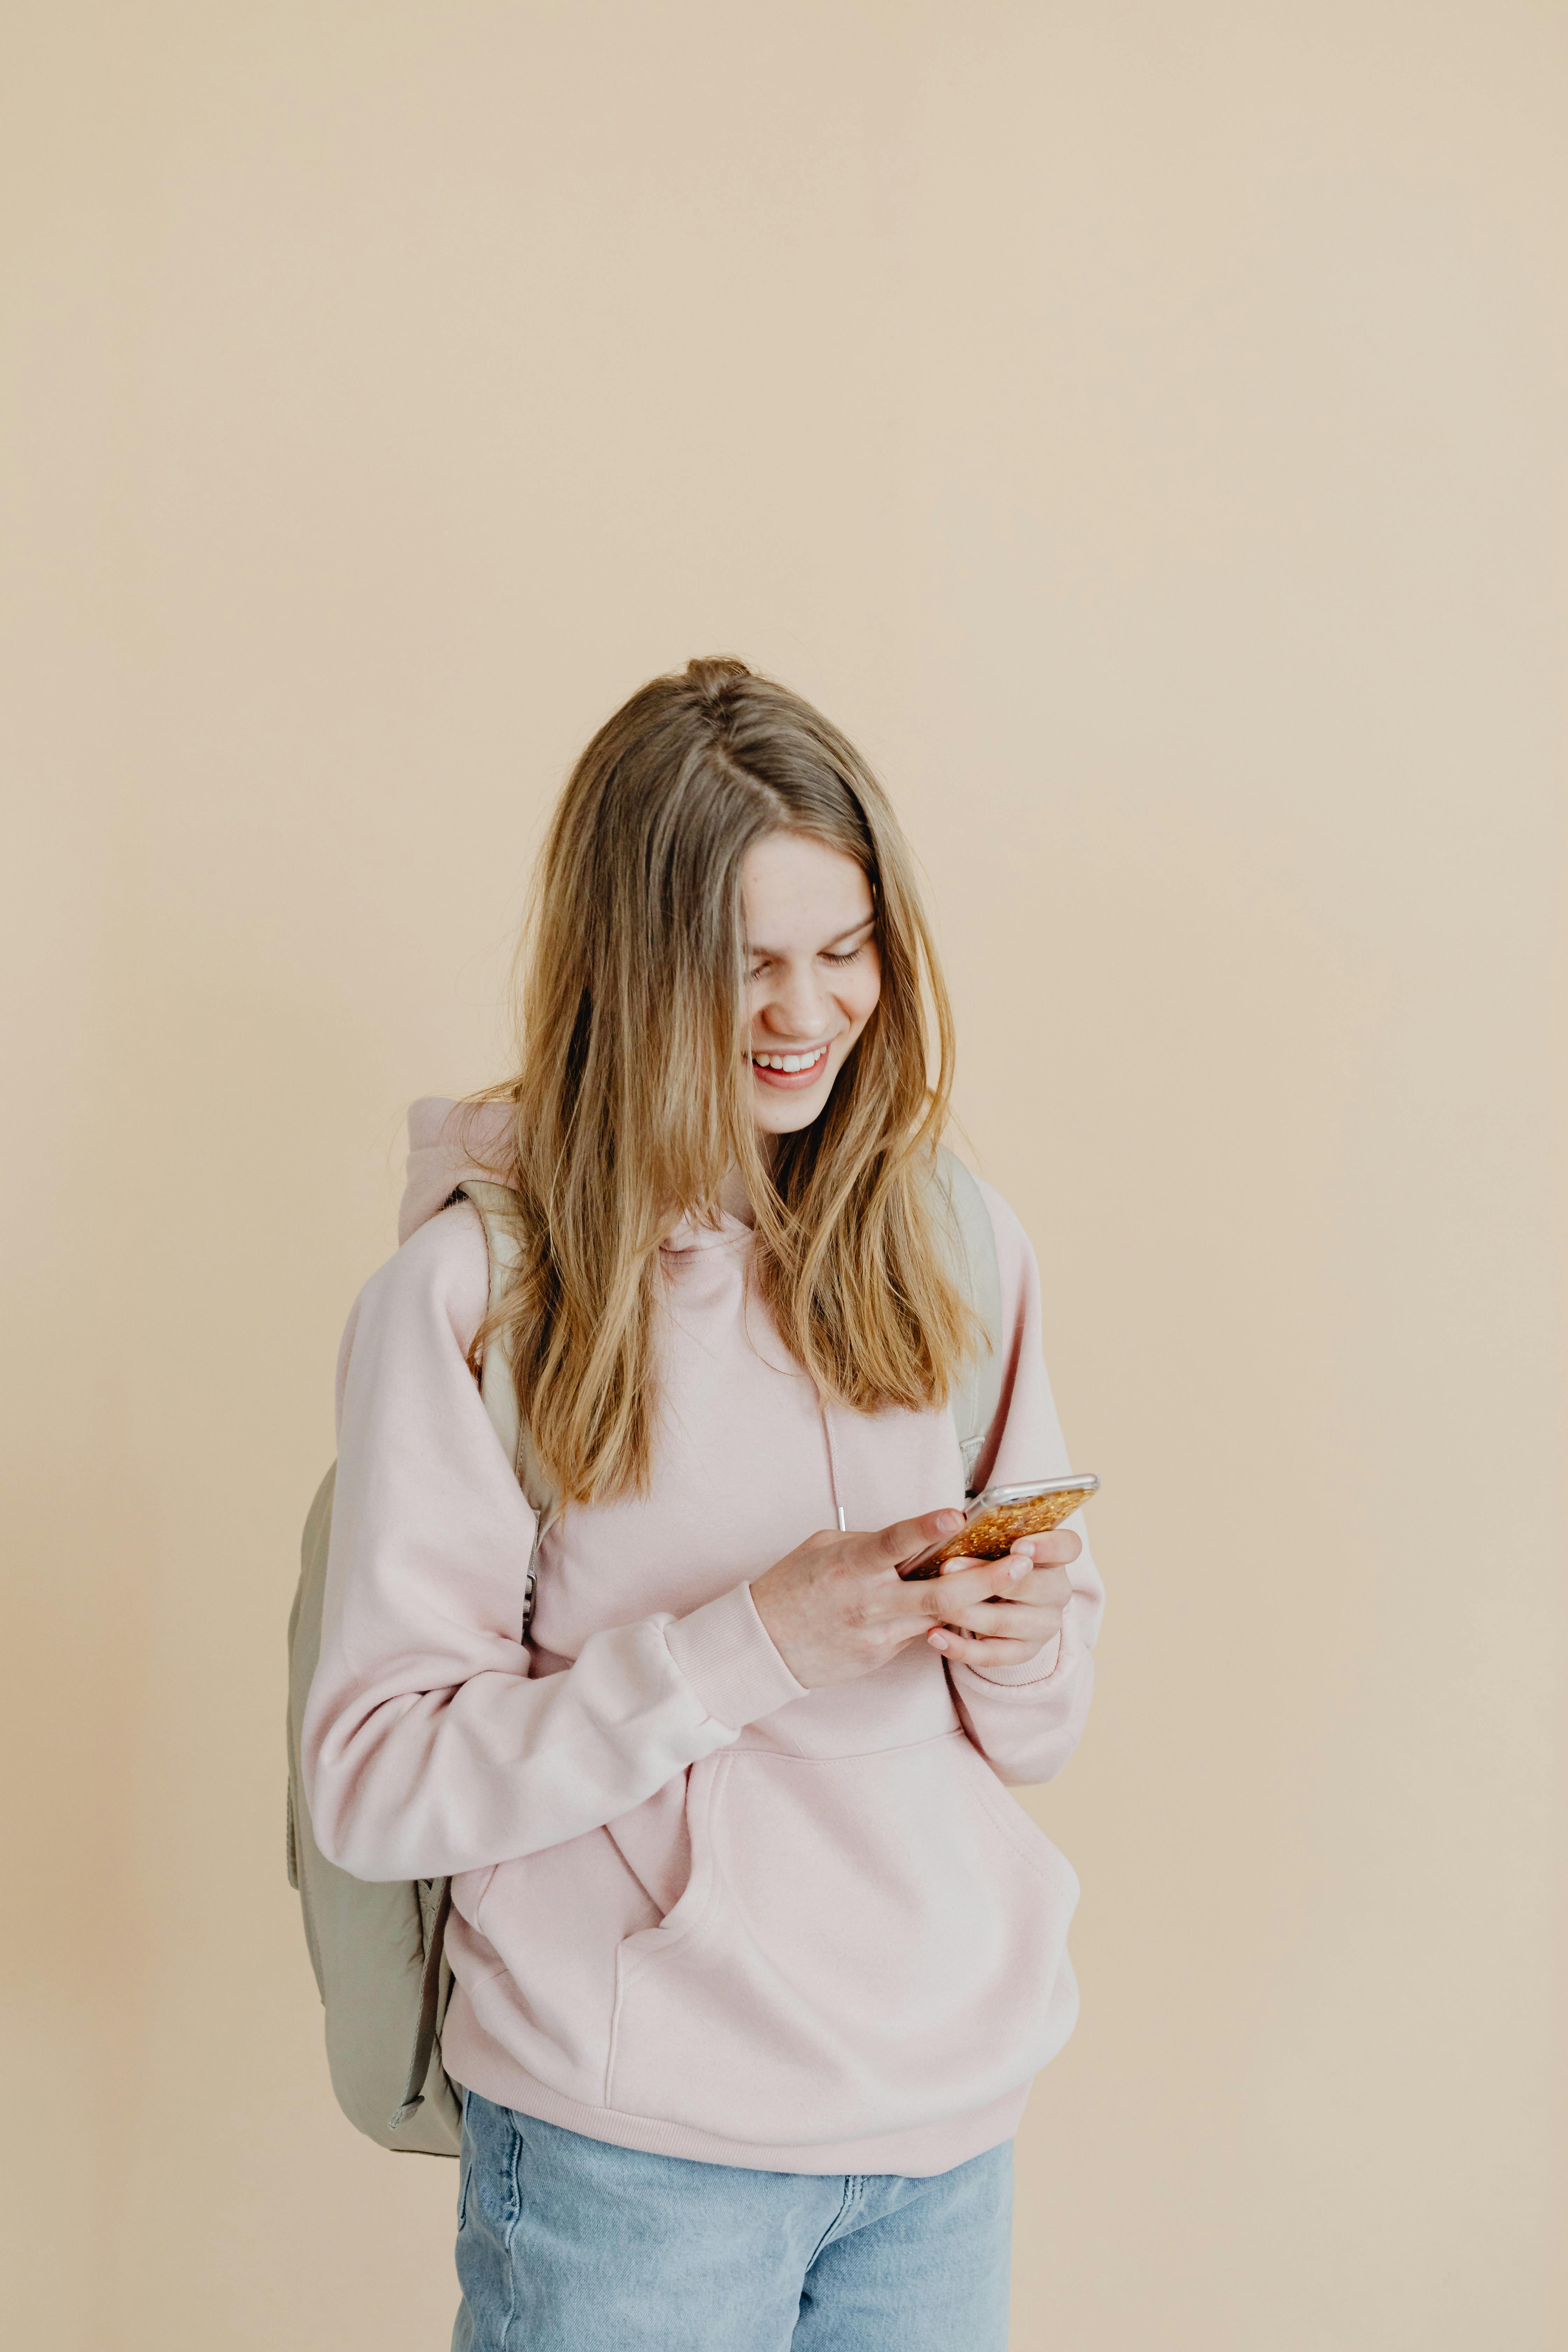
[663,1580,807,1729]
[442,2009,1030,2177]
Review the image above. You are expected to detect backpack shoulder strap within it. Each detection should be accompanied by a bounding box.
[453,1180,561,1629]
[930,1146,1006,1493]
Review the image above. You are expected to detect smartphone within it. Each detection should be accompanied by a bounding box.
[897,1474,1099,1580]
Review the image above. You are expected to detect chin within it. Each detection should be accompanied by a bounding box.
[753,1091,831,1136]
[749,1066,842,1135]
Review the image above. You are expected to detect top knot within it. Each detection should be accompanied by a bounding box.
[684,655,752,705]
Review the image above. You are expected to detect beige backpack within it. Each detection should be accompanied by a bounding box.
[286,1153,1003,2157]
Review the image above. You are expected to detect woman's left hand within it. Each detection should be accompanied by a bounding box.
[925,1528,1081,1670]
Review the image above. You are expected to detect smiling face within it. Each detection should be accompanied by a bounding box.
[742,831,882,1136]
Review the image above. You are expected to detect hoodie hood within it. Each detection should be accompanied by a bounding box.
[398,1096,515,1246]
[398,1096,754,1255]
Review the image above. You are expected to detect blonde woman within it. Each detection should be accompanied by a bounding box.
[303,658,1104,2352]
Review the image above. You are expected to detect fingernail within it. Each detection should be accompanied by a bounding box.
[929,1630,948,1651]
[937,1510,964,1534]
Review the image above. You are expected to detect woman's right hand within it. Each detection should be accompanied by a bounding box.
[749,1510,1035,1690]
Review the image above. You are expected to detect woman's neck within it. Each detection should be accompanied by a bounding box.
[716,1140,779,1227]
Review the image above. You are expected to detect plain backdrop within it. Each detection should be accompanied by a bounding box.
[2,5,1564,2347]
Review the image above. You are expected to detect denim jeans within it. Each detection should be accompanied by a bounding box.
[451,2091,1013,2352]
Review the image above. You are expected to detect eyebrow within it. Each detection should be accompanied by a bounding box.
[748,914,876,960]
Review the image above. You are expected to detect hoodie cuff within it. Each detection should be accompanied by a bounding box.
[664,1582,807,1730]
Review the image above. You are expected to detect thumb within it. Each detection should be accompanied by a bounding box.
[871,1507,966,1575]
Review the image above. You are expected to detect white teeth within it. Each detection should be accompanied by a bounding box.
[753,1045,827,1072]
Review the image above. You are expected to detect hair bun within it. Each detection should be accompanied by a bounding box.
[684,655,752,701]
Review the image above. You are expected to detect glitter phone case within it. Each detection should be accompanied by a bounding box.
[897,1474,1099,1579]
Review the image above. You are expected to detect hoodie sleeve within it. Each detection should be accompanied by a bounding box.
[941,1179,1106,1789]
[301,1203,805,1883]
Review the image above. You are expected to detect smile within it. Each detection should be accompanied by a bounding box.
[750,1042,831,1086]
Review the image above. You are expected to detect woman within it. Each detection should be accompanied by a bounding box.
[303,657,1104,2351]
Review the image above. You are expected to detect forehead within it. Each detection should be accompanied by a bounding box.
[741,832,873,947]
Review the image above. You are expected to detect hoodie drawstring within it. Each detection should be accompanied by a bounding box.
[818,1396,847,1532]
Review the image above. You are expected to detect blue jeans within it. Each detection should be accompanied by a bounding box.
[451,2092,1013,2352]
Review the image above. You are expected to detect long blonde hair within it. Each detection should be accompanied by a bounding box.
[467,655,973,1504]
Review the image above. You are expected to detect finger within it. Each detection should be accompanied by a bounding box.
[938,1600,1067,1640]
[992,1564,1074,1610]
[941,1561,1072,1616]
[906,1558,1030,1617]
[927,1627,1052,1666]
[937,1550,1035,1590]
[1006,1529,1083,1568]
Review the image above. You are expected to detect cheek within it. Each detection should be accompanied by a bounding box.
[847,957,882,1032]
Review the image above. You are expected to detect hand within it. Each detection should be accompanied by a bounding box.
[749,1510,1046,1690]
[924,1527,1083,1672]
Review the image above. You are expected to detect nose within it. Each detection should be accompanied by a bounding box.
[759,961,831,1041]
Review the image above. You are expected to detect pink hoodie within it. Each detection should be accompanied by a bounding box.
[303,1100,1105,2176]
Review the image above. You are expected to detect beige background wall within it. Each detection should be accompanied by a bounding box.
[3,5,1563,2346]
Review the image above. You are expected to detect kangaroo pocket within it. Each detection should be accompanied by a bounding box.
[606,1730,1081,2147]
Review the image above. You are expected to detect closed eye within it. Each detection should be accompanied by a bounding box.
[747,934,873,981]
